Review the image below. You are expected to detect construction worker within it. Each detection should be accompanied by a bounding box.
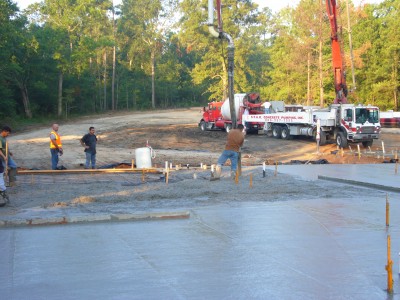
[0,126,17,187]
[262,101,271,114]
[80,126,98,169]
[0,140,9,206]
[49,123,63,170]
[215,124,245,179]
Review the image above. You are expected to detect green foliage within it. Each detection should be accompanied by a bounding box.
[0,0,398,124]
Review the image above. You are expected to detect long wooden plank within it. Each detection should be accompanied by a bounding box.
[17,168,163,175]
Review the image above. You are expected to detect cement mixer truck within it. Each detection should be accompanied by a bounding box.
[199,93,264,133]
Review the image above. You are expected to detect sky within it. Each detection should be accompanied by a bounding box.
[14,0,384,13]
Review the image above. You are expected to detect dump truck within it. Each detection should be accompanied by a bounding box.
[199,93,264,133]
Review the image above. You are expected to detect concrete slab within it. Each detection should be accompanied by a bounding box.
[266,163,400,192]
[1,197,400,299]
[2,164,400,299]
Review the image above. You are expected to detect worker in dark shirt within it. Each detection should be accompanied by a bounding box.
[80,127,98,169]
[215,124,245,179]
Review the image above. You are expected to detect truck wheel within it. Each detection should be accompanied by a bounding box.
[281,126,292,140]
[319,131,327,145]
[225,124,232,133]
[200,121,207,131]
[362,140,373,148]
[336,132,348,148]
[272,125,282,139]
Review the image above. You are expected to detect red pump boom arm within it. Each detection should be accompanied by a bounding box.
[326,0,348,104]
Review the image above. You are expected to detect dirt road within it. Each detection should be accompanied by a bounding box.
[7,107,400,170]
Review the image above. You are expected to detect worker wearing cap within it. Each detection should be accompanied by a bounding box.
[215,124,245,179]
[49,123,63,170]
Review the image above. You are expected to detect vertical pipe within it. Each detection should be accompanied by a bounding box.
[224,35,236,129]
[386,235,393,293]
[208,0,220,38]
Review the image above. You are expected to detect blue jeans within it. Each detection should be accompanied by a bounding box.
[50,149,59,170]
[7,156,17,169]
[2,156,17,169]
[2,157,17,183]
[217,150,239,172]
[85,152,96,169]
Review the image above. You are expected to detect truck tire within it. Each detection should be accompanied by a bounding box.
[281,126,292,140]
[336,132,348,148]
[272,125,282,139]
[320,131,327,145]
[362,140,373,148]
[200,121,207,131]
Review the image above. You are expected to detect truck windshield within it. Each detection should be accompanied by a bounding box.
[355,108,379,124]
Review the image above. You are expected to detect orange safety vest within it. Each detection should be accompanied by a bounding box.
[49,131,62,149]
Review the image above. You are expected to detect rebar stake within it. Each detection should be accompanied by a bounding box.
[386,235,393,294]
[249,174,253,188]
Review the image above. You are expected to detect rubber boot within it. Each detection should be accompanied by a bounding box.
[231,170,236,180]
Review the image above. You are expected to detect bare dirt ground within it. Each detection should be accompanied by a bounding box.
[8,107,400,170]
[0,107,397,218]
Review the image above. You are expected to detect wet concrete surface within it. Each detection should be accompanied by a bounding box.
[266,163,400,192]
[1,165,400,299]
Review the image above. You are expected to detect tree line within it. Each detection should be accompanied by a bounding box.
[0,0,399,123]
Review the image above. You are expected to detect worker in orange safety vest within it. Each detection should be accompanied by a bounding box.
[49,123,63,170]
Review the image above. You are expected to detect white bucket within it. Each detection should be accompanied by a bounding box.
[135,147,153,168]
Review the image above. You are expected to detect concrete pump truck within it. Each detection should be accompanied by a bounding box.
[244,0,381,148]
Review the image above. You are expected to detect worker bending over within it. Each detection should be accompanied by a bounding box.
[215,124,245,179]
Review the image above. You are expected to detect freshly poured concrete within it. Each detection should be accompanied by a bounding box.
[1,199,400,299]
[1,164,400,299]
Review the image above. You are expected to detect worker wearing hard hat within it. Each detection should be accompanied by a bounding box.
[215,124,245,179]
